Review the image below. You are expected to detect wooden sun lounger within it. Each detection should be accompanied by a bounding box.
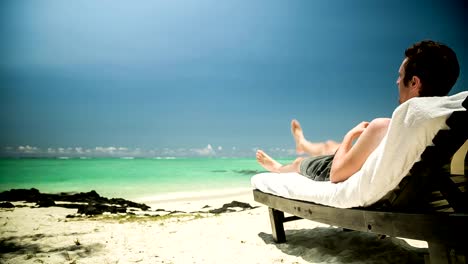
[253,98,468,264]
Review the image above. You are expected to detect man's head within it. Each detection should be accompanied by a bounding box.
[396,40,459,104]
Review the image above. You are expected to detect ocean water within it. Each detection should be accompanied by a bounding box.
[0,158,291,200]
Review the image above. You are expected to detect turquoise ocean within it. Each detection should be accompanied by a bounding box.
[0,158,292,201]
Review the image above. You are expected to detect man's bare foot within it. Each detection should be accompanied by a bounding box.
[291,119,306,154]
[256,150,282,173]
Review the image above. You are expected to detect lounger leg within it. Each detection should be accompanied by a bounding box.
[427,241,450,264]
[268,208,286,243]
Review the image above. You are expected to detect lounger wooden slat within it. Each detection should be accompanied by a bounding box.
[254,189,467,241]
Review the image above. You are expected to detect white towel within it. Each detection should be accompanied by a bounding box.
[251,91,468,208]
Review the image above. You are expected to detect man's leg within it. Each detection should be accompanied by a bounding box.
[256,150,303,173]
[324,140,341,154]
[291,119,340,155]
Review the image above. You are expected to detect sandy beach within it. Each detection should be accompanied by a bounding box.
[0,189,429,264]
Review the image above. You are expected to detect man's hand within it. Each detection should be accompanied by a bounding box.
[347,121,370,140]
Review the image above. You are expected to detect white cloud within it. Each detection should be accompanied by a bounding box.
[92,146,136,156]
[18,145,39,153]
[95,146,117,154]
[193,144,216,156]
[75,147,84,154]
[217,146,223,151]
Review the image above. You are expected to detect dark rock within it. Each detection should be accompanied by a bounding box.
[77,204,105,215]
[57,190,102,203]
[77,203,127,216]
[36,197,56,207]
[233,169,262,175]
[224,201,253,209]
[58,203,82,209]
[0,188,151,215]
[202,205,211,209]
[209,208,235,214]
[0,202,15,208]
[208,201,254,214]
[0,188,41,202]
[167,210,186,215]
[108,206,127,214]
[211,170,227,173]
[109,198,150,211]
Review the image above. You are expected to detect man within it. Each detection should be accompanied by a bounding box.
[256,40,460,183]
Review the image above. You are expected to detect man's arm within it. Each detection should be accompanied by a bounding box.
[330,118,390,183]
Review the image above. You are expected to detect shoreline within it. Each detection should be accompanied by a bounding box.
[134,187,254,211]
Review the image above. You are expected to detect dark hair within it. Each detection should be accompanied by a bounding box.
[404,40,459,96]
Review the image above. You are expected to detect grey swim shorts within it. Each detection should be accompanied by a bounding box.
[299,155,334,181]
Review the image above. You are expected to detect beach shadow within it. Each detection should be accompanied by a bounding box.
[0,236,41,255]
[0,232,104,260]
[258,227,427,264]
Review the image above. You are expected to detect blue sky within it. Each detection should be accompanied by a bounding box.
[0,0,466,157]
